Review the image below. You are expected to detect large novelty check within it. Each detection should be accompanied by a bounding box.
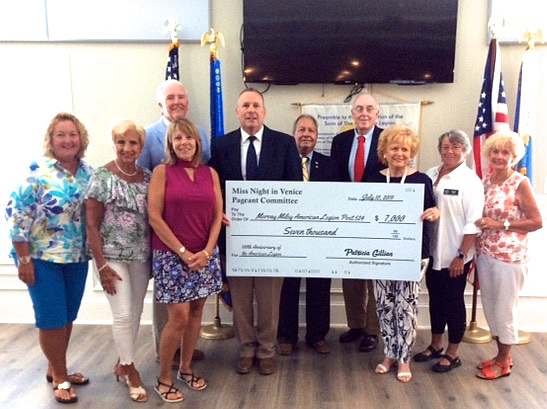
[226,181,424,280]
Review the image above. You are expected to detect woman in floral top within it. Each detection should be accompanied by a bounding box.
[475,132,542,380]
[6,112,93,404]
[86,119,151,403]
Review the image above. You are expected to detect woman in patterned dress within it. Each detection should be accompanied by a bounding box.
[148,118,223,402]
[86,119,151,402]
[368,125,439,383]
[6,112,93,404]
[474,131,542,380]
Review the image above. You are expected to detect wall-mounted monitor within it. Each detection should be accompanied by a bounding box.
[242,0,458,85]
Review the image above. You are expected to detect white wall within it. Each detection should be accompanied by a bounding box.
[1,0,546,329]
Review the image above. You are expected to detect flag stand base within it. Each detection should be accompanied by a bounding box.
[517,330,531,345]
[463,321,492,344]
[200,294,234,340]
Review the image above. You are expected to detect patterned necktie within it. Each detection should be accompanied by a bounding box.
[246,135,258,180]
[301,157,309,182]
[354,135,365,182]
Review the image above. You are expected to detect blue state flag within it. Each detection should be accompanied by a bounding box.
[514,48,537,185]
[210,56,224,139]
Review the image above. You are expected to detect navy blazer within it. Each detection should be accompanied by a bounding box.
[308,151,331,182]
[209,125,302,192]
[209,125,301,257]
[330,126,385,182]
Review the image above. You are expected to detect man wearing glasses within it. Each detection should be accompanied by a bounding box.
[330,93,386,353]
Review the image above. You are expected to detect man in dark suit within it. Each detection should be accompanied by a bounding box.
[209,89,301,375]
[330,93,386,352]
[277,114,332,356]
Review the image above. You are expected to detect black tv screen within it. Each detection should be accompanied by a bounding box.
[242,0,458,85]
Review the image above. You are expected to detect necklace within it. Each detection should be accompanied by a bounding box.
[114,159,138,177]
[386,167,408,184]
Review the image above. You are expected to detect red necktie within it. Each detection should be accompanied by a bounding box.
[354,135,365,182]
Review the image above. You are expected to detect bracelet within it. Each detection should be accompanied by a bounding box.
[98,264,109,272]
[202,250,210,260]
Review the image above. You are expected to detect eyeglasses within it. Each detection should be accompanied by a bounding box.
[353,106,378,114]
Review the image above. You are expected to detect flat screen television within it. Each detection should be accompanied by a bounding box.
[242,0,458,85]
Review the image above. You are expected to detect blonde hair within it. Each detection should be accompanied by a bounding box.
[43,112,89,159]
[111,119,146,145]
[377,125,419,165]
[164,118,202,167]
[482,131,525,166]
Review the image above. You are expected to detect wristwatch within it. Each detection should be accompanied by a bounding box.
[18,255,31,264]
[456,249,465,259]
[179,246,186,254]
[503,220,510,231]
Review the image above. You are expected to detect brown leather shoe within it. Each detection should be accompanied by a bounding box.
[236,357,254,374]
[278,343,294,356]
[258,358,276,375]
[311,340,330,354]
[192,349,205,361]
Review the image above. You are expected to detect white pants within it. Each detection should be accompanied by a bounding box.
[476,253,527,345]
[104,260,150,365]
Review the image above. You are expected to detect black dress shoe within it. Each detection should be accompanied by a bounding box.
[358,334,378,352]
[339,328,365,343]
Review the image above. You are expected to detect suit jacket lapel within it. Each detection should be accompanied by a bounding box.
[257,126,272,179]
[233,130,243,180]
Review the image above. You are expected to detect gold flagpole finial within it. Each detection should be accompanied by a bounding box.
[522,28,544,50]
[201,28,225,61]
[164,17,181,46]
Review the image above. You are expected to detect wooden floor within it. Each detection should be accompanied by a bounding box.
[0,324,546,409]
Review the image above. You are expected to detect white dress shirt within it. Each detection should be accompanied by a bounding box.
[240,126,264,180]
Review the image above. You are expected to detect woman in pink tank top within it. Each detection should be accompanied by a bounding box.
[148,118,223,402]
[474,132,542,380]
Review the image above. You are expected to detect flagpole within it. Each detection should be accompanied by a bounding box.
[513,27,543,345]
[464,22,506,345]
[199,27,233,341]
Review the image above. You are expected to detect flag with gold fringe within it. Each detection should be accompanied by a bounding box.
[165,42,179,80]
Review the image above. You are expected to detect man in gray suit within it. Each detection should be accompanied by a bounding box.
[137,79,209,363]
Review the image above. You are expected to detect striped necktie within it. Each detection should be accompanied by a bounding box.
[302,156,309,182]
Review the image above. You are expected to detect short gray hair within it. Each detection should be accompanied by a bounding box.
[292,114,318,134]
[156,79,185,103]
[437,129,472,156]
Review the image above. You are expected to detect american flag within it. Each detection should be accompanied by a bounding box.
[165,42,179,80]
[472,37,510,179]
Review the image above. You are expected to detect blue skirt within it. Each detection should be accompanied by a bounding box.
[153,247,222,303]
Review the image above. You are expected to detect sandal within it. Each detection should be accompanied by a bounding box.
[114,365,148,402]
[413,345,443,362]
[177,371,208,391]
[154,378,184,403]
[128,385,148,403]
[476,361,511,380]
[432,355,462,373]
[375,357,396,374]
[46,372,89,385]
[53,381,78,404]
[477,355,513,370]
[397,370,412,383]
